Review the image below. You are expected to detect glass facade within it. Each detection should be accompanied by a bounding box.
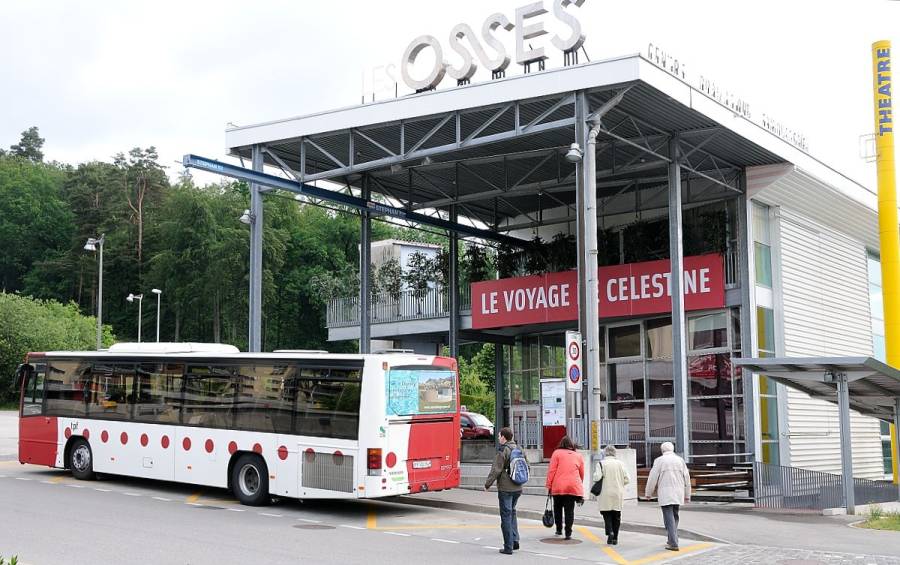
[757,307,779,465]
[868,253,893,476]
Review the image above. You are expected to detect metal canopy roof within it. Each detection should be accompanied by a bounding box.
[224,54,873,232]
[733,357,900,422]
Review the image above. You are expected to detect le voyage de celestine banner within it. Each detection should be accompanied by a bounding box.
[471,254,724,329]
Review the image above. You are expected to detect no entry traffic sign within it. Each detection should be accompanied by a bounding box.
[565,330,582,392]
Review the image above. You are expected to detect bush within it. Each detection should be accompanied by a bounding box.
[0,292,114,402]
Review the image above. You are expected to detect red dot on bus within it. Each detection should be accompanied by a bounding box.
[64,428,72,439]
[183,437,192,451]
[304,448,316,463]
[161,435,170,449]
[277,446,288,460]
[205,439,214,453]
[140,433,149,447]
[333,450,344,466]
[252,443,262,454]
[101,430,109,443]
[120,432,128,445]
[385,452,397,468]
[228,441,237,454]
[82,429,90,440]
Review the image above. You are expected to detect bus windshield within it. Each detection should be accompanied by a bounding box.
[385,366,456,416]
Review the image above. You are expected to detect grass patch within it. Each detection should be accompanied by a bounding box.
[860,507,900,531]
[0,402,18,411]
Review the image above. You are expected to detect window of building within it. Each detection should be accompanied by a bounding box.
[609,324,641,358]
[753,203,773,287]
[756,306,780,465]
[687,312,728,350]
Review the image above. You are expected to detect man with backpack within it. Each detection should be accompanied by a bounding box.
[484,427,528,555]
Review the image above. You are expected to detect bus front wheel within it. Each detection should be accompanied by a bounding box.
[69,438,95,480]
[231,454,269,506]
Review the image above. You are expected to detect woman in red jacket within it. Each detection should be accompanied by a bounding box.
[545,436,584,539]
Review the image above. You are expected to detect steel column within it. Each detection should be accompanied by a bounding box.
[448,206,459,359]
[249,145,264,352]
[895,398,900,499]
[96,238,104,351]
[737,175,757,462]
[359,176,372,354]
[668,137,690,460]
[835,373,855,513]
[495,342,505,447]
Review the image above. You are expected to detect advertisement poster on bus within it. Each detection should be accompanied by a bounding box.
[386,368,456,415]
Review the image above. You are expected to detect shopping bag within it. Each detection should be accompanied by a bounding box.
[542,494,554,528]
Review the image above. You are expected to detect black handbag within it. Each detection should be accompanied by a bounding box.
[590,461,604,497]
[542,494,554,528]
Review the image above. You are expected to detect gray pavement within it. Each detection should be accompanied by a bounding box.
[0,410,17,460]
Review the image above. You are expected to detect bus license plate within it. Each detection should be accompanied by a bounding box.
[412,460,432,469]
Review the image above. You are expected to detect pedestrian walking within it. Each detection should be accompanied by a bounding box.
[485,427,524,555]
[593,445,630,545]
[644,442,691,551]
[545,435,584,540]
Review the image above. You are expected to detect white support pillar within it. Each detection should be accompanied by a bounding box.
[835,373,855,514]
[736,178,757,463]
[668,137,690,461]
[248,145,264,352]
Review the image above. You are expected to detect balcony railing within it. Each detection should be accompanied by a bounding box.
[326,285,472,328]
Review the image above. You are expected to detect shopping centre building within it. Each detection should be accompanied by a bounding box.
[223,46,893,478]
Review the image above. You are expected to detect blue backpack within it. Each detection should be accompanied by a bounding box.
[505,444,530,485]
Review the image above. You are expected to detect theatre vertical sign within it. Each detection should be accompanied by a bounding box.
[471,254,724,329]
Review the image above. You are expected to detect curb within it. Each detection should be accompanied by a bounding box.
[386,494,722,543]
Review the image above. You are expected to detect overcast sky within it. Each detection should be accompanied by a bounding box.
[1,0,898,189]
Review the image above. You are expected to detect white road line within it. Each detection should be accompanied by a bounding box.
[534,554,567,560]
[94,488,112,492]
[259,512,283,518]
[121,492,141,497]
[431,538,460,544]
[15,477,32,481]
[297,518,322,523]
[41,480,55,484]
[187,502,204,506]
[152,496,171,502]
[384,531,411,537]
[483,546,501,550]
[66,484,85,488]
[0,475,7,478]
[339,525,365,530]
[226,508,246,512]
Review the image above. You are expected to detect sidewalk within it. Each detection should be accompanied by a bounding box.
[391,487,900,555]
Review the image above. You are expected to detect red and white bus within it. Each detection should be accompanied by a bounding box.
[15,343,460,505]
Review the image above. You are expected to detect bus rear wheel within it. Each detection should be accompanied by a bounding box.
[69,438,95,480]
[231,454,269,506]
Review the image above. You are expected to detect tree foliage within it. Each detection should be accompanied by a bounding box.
[0,293,115,401]
[9,126,45,162]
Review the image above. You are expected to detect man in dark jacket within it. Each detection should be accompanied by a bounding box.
[484,427,523,555]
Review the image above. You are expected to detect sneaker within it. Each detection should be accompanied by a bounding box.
[499,549,513,555]
[512,542,520,550]
[606,535,613,545]
[665,545,679,552]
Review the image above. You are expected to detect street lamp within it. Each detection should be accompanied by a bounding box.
[84,234,105,350]
[564,143,584,163]
[126,293,144,343]
[239,209,255,225]
[151,288,162,342]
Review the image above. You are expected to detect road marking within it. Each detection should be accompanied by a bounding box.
[576,527,627,565]
[339,525,365,530]
[121,492,141,497]
[40,480,55,484]
[534,554,567,560]
[626,543,715,565]
[367,505,377,529]
[15,477,32,481]
[185,490,202,503]
[94,488,112,492]
[50,476,67,484]
[259,512,283,518]
[431,538,460,544]
[483,545,501,550]
[152,496,171,502]
[66,484,85,488]
[187,502,204,506]
[226,508,246,512]
[376,524,541,531]
[297,518,322,523]
[383,531,411,537]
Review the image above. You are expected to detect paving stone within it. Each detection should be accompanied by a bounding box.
[678,544,900,565]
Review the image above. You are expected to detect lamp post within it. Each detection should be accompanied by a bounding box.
[151,288,162,342]
[126,293,144,342]
[84,234,105,350]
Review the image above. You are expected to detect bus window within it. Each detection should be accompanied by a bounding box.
[44,359,90,417]
[183,365,237,429]
[386,366,457,416]
[21,363,45,416]
[234,363,292,434]
[86,363,135,420]
[134,363,184,424]
[294,368,361,440]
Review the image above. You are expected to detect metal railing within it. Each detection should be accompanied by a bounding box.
[724,247,739,289]
[598,419,630,448]
[566,418,588,449]
[326,284,472,328]
[512,419,542,450]
[754,462,898,511]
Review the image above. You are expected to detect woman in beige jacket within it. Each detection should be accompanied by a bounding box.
[592,445,630,545]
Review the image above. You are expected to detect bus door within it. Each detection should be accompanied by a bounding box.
[17,362,58,467]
